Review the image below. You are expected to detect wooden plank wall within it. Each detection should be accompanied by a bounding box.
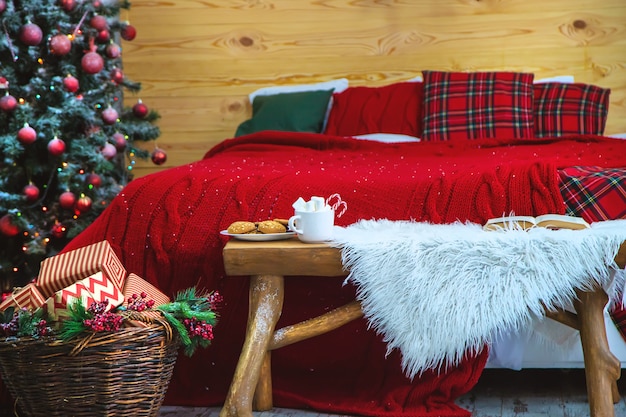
[121,0,626,178]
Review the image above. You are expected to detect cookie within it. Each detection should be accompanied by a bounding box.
[273,218,289,226]
[227,221,257,234]
[257,220,287,234]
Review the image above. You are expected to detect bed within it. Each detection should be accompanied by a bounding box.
[3,71,626,417]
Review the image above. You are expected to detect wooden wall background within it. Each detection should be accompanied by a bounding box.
[121,0,626,178]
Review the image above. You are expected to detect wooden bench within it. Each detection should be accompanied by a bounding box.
[219,238,626,417]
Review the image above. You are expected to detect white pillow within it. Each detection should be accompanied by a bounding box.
[608,133,626,139]
[353,133,421,143]
[534,75,575,84]
[248,78,349,103]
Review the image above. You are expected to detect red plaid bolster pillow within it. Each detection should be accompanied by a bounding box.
[534,83,610,137]
[421,71,535,141]
[324,82,424,137]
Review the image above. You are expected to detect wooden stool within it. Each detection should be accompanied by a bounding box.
[219,238,626,417]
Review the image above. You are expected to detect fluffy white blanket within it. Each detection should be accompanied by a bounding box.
[330,219,626,378]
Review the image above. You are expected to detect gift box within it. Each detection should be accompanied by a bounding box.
[45,271,125,321]
[122,273,170,326]
[0,283,46,312]
[122,273,170,308]
[37,240,126,298]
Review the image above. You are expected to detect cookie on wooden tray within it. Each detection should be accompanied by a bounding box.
[257,220,287,234]
[227,221,257,234]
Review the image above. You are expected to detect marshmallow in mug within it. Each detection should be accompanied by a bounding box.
[292,196,332,212]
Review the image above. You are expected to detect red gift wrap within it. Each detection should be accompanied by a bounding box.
[44,271,125,321]
[37,240,126,298]
[0,283,46,312]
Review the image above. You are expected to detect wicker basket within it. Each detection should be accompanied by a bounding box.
[0,317,179,417]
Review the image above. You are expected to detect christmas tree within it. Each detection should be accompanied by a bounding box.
[0,0,163,293]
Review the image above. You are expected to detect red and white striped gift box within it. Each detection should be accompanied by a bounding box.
[37,240,126,298]
[122,273,170,308]
[0,283,46,312]
[45,271,125,321]
[121,273,170,325]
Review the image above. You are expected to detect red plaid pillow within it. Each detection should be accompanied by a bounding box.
[534,83,610,137]
[421,71,535,141]
[324,82,423,137]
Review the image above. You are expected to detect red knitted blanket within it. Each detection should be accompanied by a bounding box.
[45,132,626,416]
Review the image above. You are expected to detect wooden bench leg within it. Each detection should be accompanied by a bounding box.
[220,275,284,417]
[573,287,621,417]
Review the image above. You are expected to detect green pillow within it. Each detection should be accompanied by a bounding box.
[235,89,334,137]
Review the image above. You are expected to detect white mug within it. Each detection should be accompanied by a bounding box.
[288,209,335,243]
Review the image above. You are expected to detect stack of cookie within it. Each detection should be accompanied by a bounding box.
[227,219,289,235]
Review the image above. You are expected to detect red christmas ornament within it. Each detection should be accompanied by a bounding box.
[110,68,124,84]
[121,24,137,41]
[105,42,121,58]
[60,0,76,12]
[17,124,37,145]
[86,173,102,187]
[19,23,43,46]
[101,142,117,160]
[96,29,110,43]
[90,15,108,31]
[0,214,19,237]
[132,100,149,118]
[112,132,127,151]
[59,191,76,209]
[151,148,167,165]
[0,0,6,14]
[23,184,40,202]
[51,223,66,239]
[0,94,17,112]
[76,195,92,213]
[81,51,104,74]
[101,106,119,124]
[49,34,72,56]
[63,74,79,92]
[47,137,66,156]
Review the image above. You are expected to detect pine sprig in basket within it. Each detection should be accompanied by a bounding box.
[157,287,221,356]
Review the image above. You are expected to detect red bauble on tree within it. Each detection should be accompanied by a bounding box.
[0,0,6,14]
[106,42,121,58]
[59,191,76,209]
[17,124,37,145]
[0,214,19,237]
[60,0,76,12]
[110,68,124,84]
[81,51,104,74]
[86,173,102,188]
[132,100,149,118]
[47,137,66,156]
[63,74,79,92]
[151,148,167,165]
[120,23,137,41]
[101,106,119,124]
[112,132,127,151]
[90,15,108,31]
[76,195,92,213]
[49,34,72,56]
[19,23,43,46]
[0,94,17,112]
[101,142,117,160]
[23,184,40,202]
[96,30,110,43]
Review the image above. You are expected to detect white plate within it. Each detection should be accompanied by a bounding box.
[220,230,296,241]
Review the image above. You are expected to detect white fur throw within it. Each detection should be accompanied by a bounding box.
[330,219,626,378]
